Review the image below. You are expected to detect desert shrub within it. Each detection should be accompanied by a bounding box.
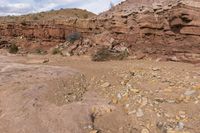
[32,16,39,20]
[21,20,27,26]
[0,40,9,49]
[52,48,61,55]
[91,47,129,61]
[66,32,81,43]
[8,44,19,54]
[35,49,42,54]
[34,49,47,55]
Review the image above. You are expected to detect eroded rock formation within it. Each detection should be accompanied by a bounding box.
[0,0,200,63]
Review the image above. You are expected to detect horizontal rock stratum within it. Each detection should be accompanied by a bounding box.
[0,0,200,63]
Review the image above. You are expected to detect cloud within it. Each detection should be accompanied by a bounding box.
[78,0,111,14]
[0,3,33,16]
[0,0,124,16]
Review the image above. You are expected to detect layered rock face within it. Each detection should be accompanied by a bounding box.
[95,0,200,63]
[0,9,96,51]
[0,0,200,63]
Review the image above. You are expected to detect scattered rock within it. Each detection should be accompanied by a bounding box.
[128,110,136,115]
[178,111,186,119]
[184,90,196,96]
[90,130,99,133]
[167,131,190,133]
[155,98,165,103]
[43,58,49,63]
[91,105,114,117]
[117,93,122,100]
[136,108,144,117]
[176,122,185,130]
[140,97,148,107]
[169,56,179,62]
[130,88,140,93]
[61,51,72,57]
[152,67,160,71]
[27,59,49,64]
[141,128,150,133]
[101,82,111,88]
[129,71,135,76]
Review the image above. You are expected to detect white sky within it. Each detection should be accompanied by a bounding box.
[0,0,124,16]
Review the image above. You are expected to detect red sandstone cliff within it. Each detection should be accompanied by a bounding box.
[0,0,200,63]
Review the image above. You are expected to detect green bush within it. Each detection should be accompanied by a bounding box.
[20,20,27,26]
[66,32,81,43]
[34,49,47,55]
[52,48,61,55]
[32,16,39,20]
[8,44,19,54]
[91,47,129,61]
[35,49,42,54]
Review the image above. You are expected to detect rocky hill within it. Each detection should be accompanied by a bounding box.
[0,0,200,63]
[0,8,96,22]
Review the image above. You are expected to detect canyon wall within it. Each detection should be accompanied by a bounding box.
[0,0,200,63]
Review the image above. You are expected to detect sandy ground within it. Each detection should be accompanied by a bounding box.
[0,52,200,133]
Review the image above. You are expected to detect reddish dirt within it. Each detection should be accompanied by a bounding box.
[0,51,200,133]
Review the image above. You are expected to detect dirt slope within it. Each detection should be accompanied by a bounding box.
[0,54,114,133]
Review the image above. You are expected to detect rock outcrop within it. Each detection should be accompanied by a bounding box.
[95,0,200,63]
[0,0,200,63]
